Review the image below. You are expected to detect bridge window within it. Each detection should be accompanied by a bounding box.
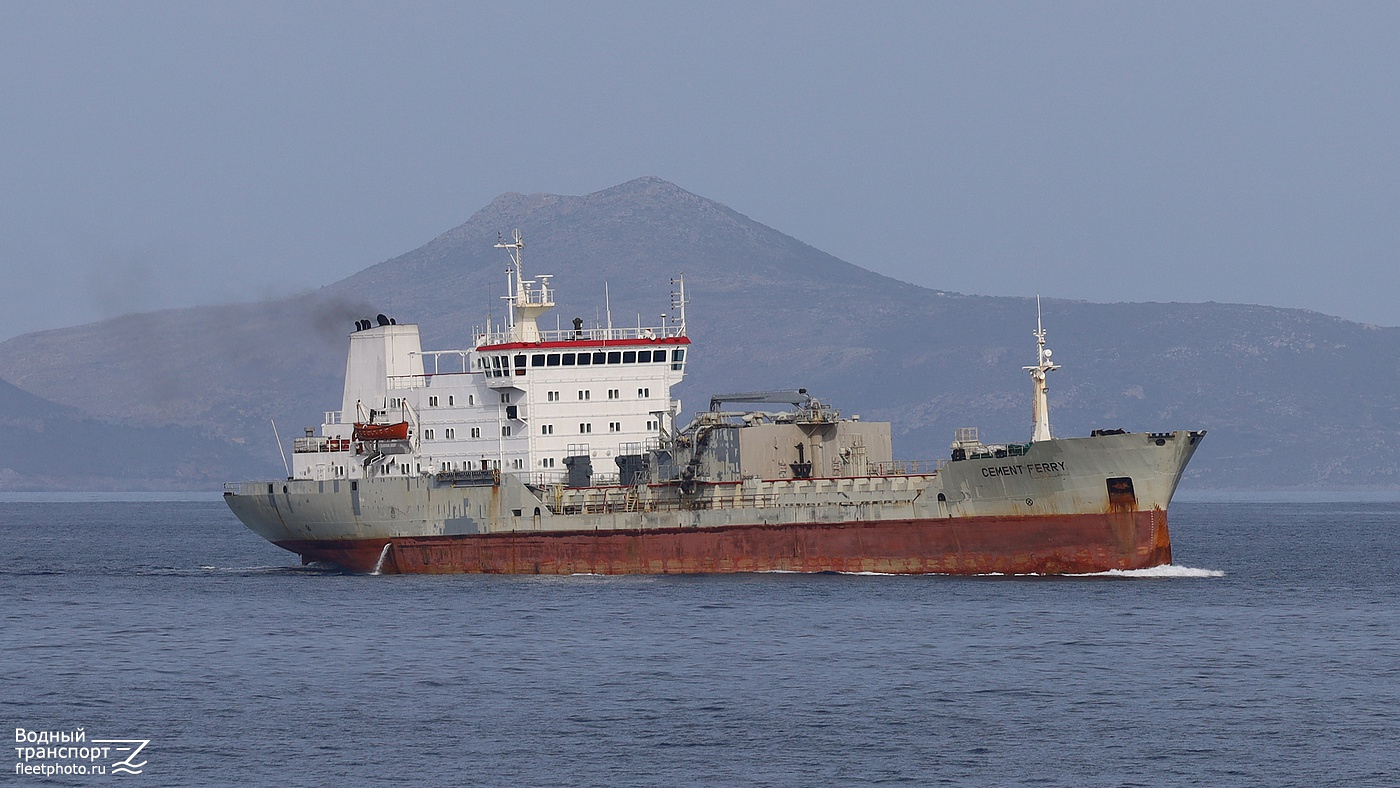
[577,353,591,366]
[593,351,606,364]
[671,348,686,370]
[623,351,637,363]
[532,354,545,367]
[514,355,526,368]
[547,354,561,366]
[637,350,651,362]
[562,353,576,366]
[607,351,621,364]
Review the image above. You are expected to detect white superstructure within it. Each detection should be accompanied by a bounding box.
[291,229,691,485]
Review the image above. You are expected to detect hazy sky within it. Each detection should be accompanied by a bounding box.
[3,2,1398,342]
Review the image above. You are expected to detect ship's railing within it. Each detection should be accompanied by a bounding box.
[293,436,354,453]
[416,351,472,375]
[435,469,500,486]
[224,481,276,496]
[549,488,924,516]
[474,324,685,347]
[515,283,554,306]
[869,459,946,476]
[520,471,569,487]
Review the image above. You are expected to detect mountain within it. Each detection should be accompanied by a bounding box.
[0,377,265,490]
[2,176,1398,489]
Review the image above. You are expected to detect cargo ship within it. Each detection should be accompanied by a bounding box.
[224,230,1205,574]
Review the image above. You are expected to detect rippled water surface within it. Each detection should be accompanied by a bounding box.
[2,500,1397,785]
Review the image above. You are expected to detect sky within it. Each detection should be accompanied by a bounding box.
[2,1,1399,342]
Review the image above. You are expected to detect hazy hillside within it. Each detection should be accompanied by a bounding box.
[0,378,264,490]
[2,177,1398,489]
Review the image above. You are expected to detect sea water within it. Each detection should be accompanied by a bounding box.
[1,500,1397,786]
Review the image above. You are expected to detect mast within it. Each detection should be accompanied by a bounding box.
[1023,296,1060,442]
[494,229,553,343]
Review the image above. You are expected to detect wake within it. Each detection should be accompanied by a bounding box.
[1069,564,1225,579]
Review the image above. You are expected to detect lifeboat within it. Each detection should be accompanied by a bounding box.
[352,421,410,442]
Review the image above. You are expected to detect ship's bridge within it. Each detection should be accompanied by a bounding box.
[468,336,689,387]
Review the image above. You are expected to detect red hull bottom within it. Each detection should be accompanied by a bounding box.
[277,509,1172,575]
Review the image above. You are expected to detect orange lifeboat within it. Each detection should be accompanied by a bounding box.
[352,421,410,441]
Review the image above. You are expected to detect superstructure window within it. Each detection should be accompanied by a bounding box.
[547,391,560,402]
[501,392,511,404]
[671,348,685,370]
[638,388,650,398]
[428,396,439,407]
[579,423,592,434]
[449,396,455,406]
[541,457,556,468]
[541,424,554,435]
[470,427,481,439]
[424,429,435,440]
[445,428,456,439]
[502,426,512,437]
[608,389,619,400]
[577,390,591,401]
[646,419,658,430]
[609,422,621,433]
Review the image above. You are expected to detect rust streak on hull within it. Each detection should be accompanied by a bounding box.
[278,509,1172,575]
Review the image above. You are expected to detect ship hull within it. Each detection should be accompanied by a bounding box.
[226,430,1201,575]
[278,509,1170,575]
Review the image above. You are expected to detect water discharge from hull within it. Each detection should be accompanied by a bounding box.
[371,542,392,575]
